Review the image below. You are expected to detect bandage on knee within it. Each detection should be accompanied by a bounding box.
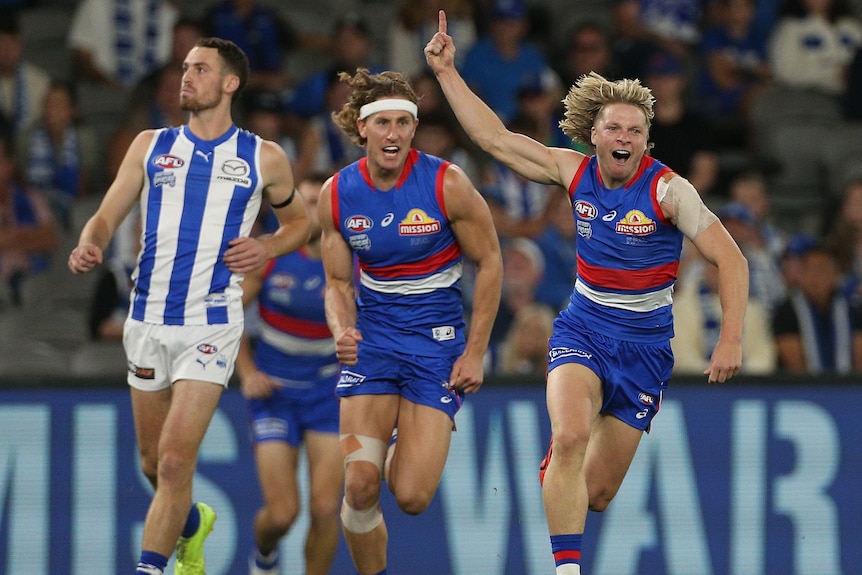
[341,433,387,471]
[340,497,383,534]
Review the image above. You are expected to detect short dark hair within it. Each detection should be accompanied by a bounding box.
[195,37,250,101]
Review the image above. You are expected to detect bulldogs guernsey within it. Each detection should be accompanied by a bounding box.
[254,249,338,391]
[331,149,465,356]
[564,154,683,343]
[132,125,264,325]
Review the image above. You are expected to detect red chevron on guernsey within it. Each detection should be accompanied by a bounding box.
[259,307,332,339]
[577,255,678,291]
[361,242,461,279]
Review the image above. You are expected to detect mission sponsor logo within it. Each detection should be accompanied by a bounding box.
[399,209,441,235]
[615,210,656,235]
[345,215,373,232]
[152,154,184,169]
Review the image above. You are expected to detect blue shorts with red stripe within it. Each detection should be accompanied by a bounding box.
[335,344,463,422]
[547,320,671,431]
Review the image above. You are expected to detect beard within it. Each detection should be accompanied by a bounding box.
[180,90,220,113]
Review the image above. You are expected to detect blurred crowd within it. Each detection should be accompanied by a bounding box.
[2,0,862,377]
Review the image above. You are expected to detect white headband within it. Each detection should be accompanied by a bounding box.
[359,99,418,120]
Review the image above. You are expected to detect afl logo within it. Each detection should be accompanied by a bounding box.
[345,215,373,232]
[153,154,184,169]
[575,200,598,220]
[638,392,656,406]
[197,343,218,354]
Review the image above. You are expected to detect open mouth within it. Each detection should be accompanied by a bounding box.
[382,146,399,156]
[611,150,631,161]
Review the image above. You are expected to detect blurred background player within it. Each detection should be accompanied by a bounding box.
[237,173,342,575]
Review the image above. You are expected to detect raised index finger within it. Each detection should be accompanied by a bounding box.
[438,9,447,35]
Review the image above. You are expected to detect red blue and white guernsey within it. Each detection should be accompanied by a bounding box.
[331,149,465,356]
[131,125,264,326]
[254,248,338,391]
[563,154,683,343]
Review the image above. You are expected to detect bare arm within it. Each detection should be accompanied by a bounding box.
[444,164,504,393]
[689,221,749,382]
[424,10,583,188]
[223,140,310,273]
[318,177,362,365]
[68,130,154,274]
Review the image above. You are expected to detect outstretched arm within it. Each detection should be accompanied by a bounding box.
[424,10,582,188]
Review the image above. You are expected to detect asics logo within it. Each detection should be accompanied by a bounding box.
[602,210,617,221]
[381,212,395,227]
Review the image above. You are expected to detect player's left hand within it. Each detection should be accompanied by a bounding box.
[224,236,269,273]
[449,352,484,394]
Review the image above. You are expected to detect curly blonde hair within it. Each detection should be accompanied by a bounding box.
[331,68,419,147]
[559,72,655,150]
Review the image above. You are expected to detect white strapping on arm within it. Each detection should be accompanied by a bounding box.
[656,175,718,240]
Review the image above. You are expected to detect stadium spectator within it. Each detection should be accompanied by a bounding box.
[285,14,383,120]
[696,0,772,149]
[771,241,862,373]
[768,0,862,97]
[67,0,180,89]
[459,0,558,124]
[0,130,58,306]
[672,255,777,375]
[204,0,303,92]
[23,81,98,230]
[0,9,50,152]
[646,50,721,198]
[496,301,556,376]
[389,0,476,80]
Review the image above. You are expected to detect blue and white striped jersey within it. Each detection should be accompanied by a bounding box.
[130,124,264,325]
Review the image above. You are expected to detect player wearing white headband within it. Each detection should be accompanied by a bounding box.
[319,68,503,575]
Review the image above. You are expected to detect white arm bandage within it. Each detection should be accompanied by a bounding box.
[656,175,718,240]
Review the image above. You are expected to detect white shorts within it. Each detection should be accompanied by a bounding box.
[123,318,243,391]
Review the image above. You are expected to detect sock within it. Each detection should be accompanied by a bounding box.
[551,533,582,574]
[136,550,168,574]
[181,502,200,538]
[255,548,278,568]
